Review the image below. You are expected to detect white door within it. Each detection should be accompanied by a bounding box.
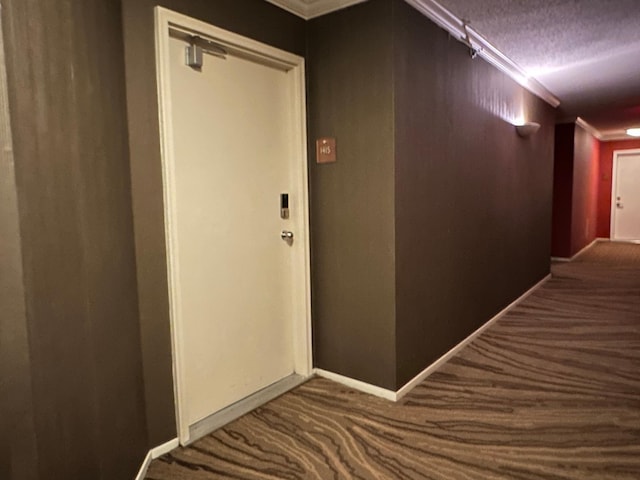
[612,150,640,241]
[156,9,311,443]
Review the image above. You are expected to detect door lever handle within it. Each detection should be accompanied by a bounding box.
[281,230,294,240]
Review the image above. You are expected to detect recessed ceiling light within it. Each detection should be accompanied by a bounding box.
[627,128,640,137]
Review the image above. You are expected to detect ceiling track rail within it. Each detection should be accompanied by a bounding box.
[264,0,560,107]
[403,0,561,108]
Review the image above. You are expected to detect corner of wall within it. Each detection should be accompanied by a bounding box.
[569,123,600,256]
[307,0,397,390]
[552,123,576,257]
[0,16,39,476]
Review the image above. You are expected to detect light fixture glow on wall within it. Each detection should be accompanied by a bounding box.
[515,122,541,138]
[626,128,640,137]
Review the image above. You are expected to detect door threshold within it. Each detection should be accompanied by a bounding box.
[187,373,308,445]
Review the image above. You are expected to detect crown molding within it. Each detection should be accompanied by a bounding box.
[264,0,367,19]
[568,117,635,142]
[267,0,561,108]
[575,117,604,140]
[403,0,561,108]
[599,132,637,142]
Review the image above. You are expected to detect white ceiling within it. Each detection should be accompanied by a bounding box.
[435,0,640,138]
[266,0,640,139]
[264,0,366,18]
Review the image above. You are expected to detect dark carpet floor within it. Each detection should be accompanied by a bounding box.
[146,241,640,479]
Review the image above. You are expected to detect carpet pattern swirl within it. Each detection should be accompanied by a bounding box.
[147,242,640,479]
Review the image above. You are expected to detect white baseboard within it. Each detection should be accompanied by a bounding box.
[151,438,179,458]
[135,270,552,479]
[610,238,640,244]
[316,274,551,403]
[551,237,604,262]
[188,374,307,445]
[313,368,396,401]
[395,273,550,400]
[134,451,152,480]
[572,238,601,260]
[135,438,179,480]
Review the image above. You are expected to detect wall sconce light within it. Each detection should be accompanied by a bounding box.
[626,128,640,137]
[515,122,541,138]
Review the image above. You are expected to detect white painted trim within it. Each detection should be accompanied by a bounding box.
[154,5,188,445]
[610,239,640,244]
[610,149,640,241]
[135,451,152,480]
[135,438,179,480]
[314,369,397,401]
[151,438,180,459]
[403,0,560,108]
[291,56,314,380]
[600,133,637,142]
[551,238,602,263]
[187,374,308,444]
[570,118,632,140]
[395,274,551,399]
[575,117,603,140]
[316,275,551,402]
[611,150,619,240]
[264,0,366,19]
[573,238,601,260]
[269,0,562,108]
[154,7,313,445]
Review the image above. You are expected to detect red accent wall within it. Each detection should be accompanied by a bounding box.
[597,139,640,238]
[571,125,600,254]
[551,123,600,258]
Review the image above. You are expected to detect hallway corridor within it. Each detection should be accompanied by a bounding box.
[147,242,640,479]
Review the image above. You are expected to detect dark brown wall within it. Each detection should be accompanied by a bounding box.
[2,0,147,478]
[121,0,306,445]
[307,0,397,390]
[571,124,599,254]
[393,0,555,388]
[552,123,575,257]
[0,22,38,479]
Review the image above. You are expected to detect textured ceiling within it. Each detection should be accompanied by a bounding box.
[435,0,640,137]
[267,0,640,137]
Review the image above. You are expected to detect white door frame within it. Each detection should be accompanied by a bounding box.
[154,7,313,443]
[610,148,640,241]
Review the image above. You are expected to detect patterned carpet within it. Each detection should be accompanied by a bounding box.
[146,242,640,479]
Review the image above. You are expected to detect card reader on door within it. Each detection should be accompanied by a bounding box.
[281,193,289,219]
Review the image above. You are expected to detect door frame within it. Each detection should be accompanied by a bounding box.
[154,7,313,443]
[610,148,640,241]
